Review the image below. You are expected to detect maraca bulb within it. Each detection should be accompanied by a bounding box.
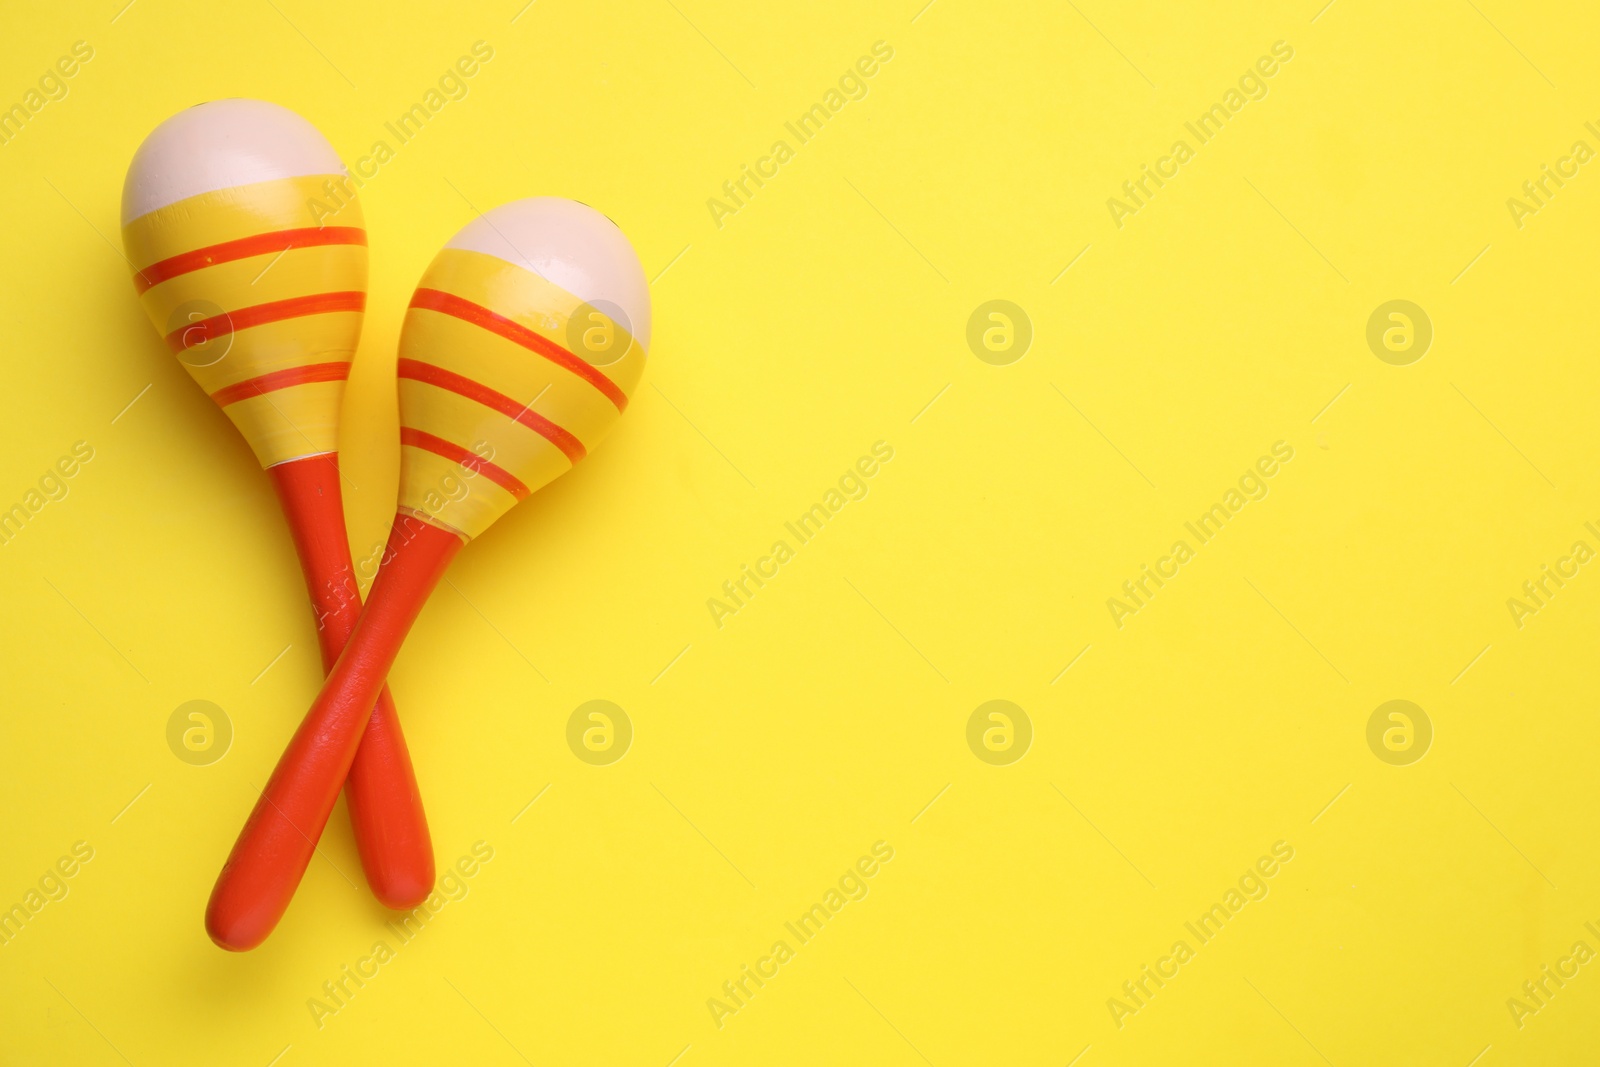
[122,99,367,468]
[395,197,650,540]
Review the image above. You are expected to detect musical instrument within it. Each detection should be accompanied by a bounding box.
[204,196,651,950]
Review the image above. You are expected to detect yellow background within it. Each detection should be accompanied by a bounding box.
[1,0,1597,1063]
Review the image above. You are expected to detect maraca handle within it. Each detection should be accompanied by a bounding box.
[205,514,462,951]
[269,456,435,909]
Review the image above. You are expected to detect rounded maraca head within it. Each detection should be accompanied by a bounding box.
[394,197,650,539]
[122,99,367,468]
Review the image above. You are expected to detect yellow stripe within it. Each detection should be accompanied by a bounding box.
[396,446,520,540]
[221,380,346,467]
[137,244,367,329]
[175,313,361,396]
[121,174,360,268]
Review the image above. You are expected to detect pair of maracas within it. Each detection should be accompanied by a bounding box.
[121,99,649,950]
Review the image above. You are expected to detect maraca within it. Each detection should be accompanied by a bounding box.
[204,197,650,950]
[122,100,435,910]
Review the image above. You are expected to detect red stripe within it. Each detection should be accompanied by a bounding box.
[408,288,628,411]
[396,359,586,465]
[165,291,366,352]
[135,227,367,294]
[211,362,351,407]
[399,428,529,499]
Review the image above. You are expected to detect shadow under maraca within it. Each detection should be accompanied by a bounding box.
[458,406,649,559]
[118,306,269,474]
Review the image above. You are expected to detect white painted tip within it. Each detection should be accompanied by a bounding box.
[445,197,652,350]
[122,99,345,225]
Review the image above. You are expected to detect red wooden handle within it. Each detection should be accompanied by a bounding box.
[206,513,463,951]
[269,456,435,910]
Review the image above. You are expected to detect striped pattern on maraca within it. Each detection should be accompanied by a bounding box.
[123,174,366,468]
[395,243,647,539]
